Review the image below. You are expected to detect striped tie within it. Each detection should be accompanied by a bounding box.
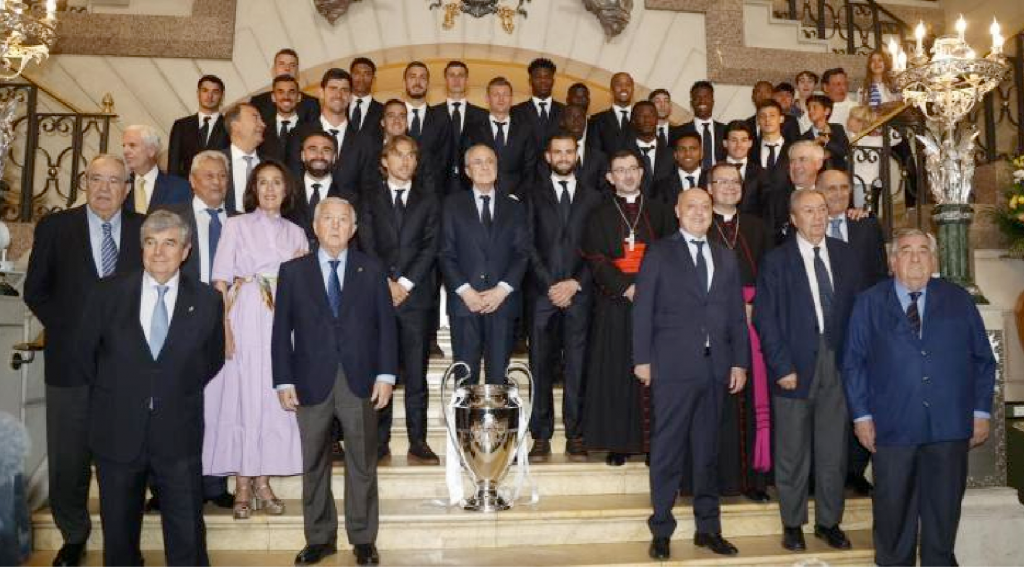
[869,83,882,109]
[100,222,117,277]
[907,291,922,337]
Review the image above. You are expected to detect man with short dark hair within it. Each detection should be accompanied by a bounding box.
[168,75,229,178]
[349,57,384,137]
[221,102,266,213]
[677,81,726,169]
[403,61,451,197]
[286,68,356,190]
[436,60,488,196]
[462,77,538,198]
[250,48,320,124]
[555,104,606,190]
[822,67,858,128]
[511,58,564,152]
[287,130,359,245]
[801,94,850,169]
[566,83,591,115]
[588,72,635,155]
[258,74,309,161]
[723,120,771,217]
[654,131,705,205]
[621,101,672,197]
[648,89,673,148]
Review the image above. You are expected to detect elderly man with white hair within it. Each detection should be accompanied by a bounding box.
[121,123,191,214]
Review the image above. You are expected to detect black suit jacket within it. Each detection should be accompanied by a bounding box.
[745,114,802,146]
[844,216,888,287]
[621,138,674,197]
[800,123,850,169]
[433,101,488,194]
[77,271,225,463]
[633,232,750,382]
[587,107,633,156]
[259,115,311,162]
[732,160,772,218]
[511,99,565,152]
[577,144,608,192]
[124,171,192,215]
[463,117,538,198]
[24,206,144,387]
[167,114,229,179]
[674,120,728,163]
[754,236,862,399]
[286,177,360,246]
[410,104,453,196]
[156,202,240,285]
[358,179,440,311]
[250,91,321,125]
[654,168,708,205]
[272,249,399,404]
[439,190,529,318]
[350,97,384,138]
[526,178,602,295]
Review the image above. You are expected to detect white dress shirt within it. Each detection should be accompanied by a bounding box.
[446,98,467,132]
[388,181,416,292]
[551,173,577,201]
[86,205,122,276]
[276,114,297,137]
[489,115,510,139]
[532,96,553,117]
[191,196,226,284]
[759,136,785,169]
[727,157,748,180]
[197,112,220,144]
[657,122,670,144]
[406,101,428,132]
[679,228,715,290]
[693,118,718,165]
[636,138,658,171]
[612,104,631,126]
[134,165,159,212]
[319,116,348,157]
[796,233,834,333]
[828,214,848,242]
[678,167,702,189]
[349,95,374,129]
[229,145,259,211]
[304,173,333,205]
[454,187,513,296]
[140,271,180,344]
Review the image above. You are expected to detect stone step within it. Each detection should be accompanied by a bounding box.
[25,533,876,565]
[87,455,652,502]
[31,493,873,552]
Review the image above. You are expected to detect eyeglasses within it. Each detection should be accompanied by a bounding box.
[611,166,641,175]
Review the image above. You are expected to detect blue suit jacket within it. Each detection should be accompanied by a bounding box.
[271,249,398,405]
[842,277,996,445]
[124,171,191,214]
[633,233,750,382]
[754,235,861,398]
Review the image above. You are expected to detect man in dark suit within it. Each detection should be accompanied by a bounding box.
[635,188,749,560]
[675,81,727,168]
[463,76,538,199]
[273,197,397,566]
[403,61,451,198]
[723,120,771,219]
[843,228,996,567]
[754,188,862,552]
[749,101,792,195]
[222,102,267,213]
[556,104,607,191]
[24,154,144,567]
[436,60,488,196]
[766,139,826,243]
[286,69,357,191]
[439,144,529,383]
[76,210,224,567]
[258,75,310,162]
[510,58,564,152]
[167,75,229,178]
[525,135,601,463]
[566,82,591,115]
[801,94,850,170]
[654,131,707,205]
[348,57,384,139]
[122,124,190,214]
[622,101,673,198]
[358,135,440,464]
[648,88,674,149]
[249,48,320,124]
[287,130,359,246]
[745,81,801,142]
[588,72,635,156]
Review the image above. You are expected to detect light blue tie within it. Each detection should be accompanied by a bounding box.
[100,222,117,277]
[829,217,844,241]
[149,284,169,358]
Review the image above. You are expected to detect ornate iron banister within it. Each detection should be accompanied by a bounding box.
[779,0,916,55]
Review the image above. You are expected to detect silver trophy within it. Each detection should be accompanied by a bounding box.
[441,361,533,512]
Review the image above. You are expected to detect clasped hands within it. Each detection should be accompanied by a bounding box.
[460,286,510,314]
[548,279,580,308]
[388,278,410,307]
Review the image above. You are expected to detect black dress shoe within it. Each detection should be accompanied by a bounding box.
[814,524,852,549]
[645,453,650,467]
[744,488,771,503]
[649,536,670,559]
[294,544,337,565]
[332,442,346,462]
[565,437,587,461]
[512,338,528,356]
[528,439,551,463]
[694,532,739,556]
[847,475,873,496]
[428,341,444,358]
[782,527,806,551]
[377,445,391,463]
[52,543,85,567]
[206,492,235,509]
[144,494,160,513]
[353,543,380,565]
[408,441,440,465]
[605,452,626,466]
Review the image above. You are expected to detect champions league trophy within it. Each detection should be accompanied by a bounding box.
[441,361,533,512]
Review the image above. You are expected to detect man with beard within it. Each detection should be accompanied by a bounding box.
[621,101,673,197]
[249,48,320,125]
[287,130,359,246]
[258,75,309,162]
[550,104,606,190]
[403,61,451,197]
[588,72,635,155]
[511,58,564,153]
[581,151,677,466]
[286,68,355,188]
[525,135,602,463]
[677,81,726,169]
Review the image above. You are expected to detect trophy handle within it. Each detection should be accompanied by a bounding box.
[440,361,478,485]
[504,361,534,455]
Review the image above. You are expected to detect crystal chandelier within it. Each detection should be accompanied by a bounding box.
[0,0,57,80]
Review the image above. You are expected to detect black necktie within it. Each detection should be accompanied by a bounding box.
[309,183,322,210]
[687,175,696,188]
[329,129,341,157]
[640,145,654,172]
[658,126,668,148]
[539,101,549,123]
[766,143,778,169]
[619,110,629,131]
[813,246,835,345]
[907,291,922,337]
[702,122,714,171]
[692,239,708,294]
[494,121,506,152]
[451,102,462,143]
[351,99,363,132]
[280,119,291,138]
[410,108,422,138]
[393,188,406,229]
[480,194,492,231]
[200,116,211,147]
[558,180,571,225]
[327,260,342,318]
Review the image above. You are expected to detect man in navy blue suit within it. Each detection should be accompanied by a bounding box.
[272,197,397,566]
[634,188,749,560]
[754,188,862,552]
[122,124,190,214]
[843,228,995,567]
[439,144,529,384]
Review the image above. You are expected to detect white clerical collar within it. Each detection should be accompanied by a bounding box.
[616,191,639,204]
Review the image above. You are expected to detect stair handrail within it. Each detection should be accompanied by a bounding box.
[849,101,912,145]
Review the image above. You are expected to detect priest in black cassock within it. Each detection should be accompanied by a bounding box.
[704,163,774,502]
[581,150,678,466]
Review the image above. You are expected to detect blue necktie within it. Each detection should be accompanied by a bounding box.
[692,239,709,294]
[327,260,342,318]
[813,246,835,346]
[701,122,714,171]
[829,217,844,241]
[207,208,222,277]
[907,291,922,337]
[100,222,117,277]
[149,284,169,358]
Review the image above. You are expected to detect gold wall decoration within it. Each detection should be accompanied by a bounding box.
[428,0,530,34]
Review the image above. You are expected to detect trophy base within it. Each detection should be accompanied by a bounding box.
[464,484,511,512]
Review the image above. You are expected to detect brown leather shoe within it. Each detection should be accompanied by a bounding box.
[528,439,551,463]
[565,437,587,461]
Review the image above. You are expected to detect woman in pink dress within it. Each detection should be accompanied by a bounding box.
[203,160,309,519]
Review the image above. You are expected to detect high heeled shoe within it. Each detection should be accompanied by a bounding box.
[233,481,253,520]
[254,482,285,515]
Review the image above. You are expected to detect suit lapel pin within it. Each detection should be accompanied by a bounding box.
[188,305,195,313]
[357,267,363,273]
